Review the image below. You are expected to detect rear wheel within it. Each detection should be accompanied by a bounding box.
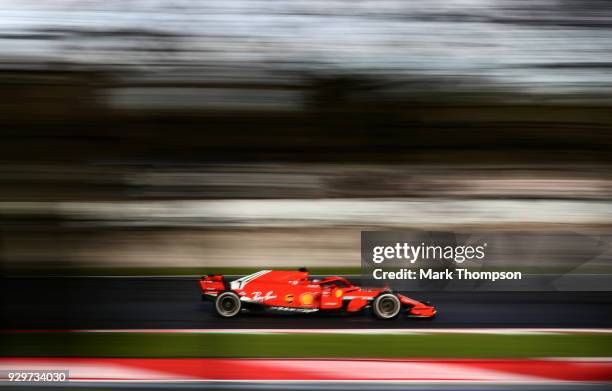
[372,293,401,320]
[215,291,241,318]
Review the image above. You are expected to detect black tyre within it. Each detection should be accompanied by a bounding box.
[215,291,241,318]
[372,293,401,320]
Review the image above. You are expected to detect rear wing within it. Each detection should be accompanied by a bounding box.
[199,274,227,294]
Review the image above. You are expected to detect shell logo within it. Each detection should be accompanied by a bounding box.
[300,292,314,306]
[285,294,294,304]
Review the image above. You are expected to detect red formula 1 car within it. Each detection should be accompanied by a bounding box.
[199,269,436,320]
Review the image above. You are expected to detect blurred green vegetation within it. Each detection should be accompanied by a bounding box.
[3,70,612,167]
[2,332,610,358]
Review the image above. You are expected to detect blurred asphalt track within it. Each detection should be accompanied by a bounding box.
[1,276,611,329]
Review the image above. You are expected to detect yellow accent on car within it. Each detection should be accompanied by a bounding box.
[300,292,314,305]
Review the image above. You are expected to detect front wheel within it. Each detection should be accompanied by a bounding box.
[215,291,242,318]
[372,293,401,320]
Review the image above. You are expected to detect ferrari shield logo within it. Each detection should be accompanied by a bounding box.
[285,294,294,303]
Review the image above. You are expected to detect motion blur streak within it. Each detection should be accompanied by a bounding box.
[3,1,612,97]
[1,1,612,390]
